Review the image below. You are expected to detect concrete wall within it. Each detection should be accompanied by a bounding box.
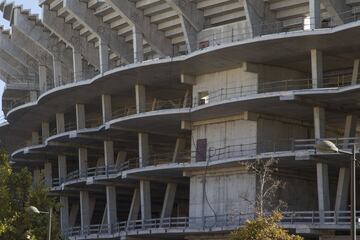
[188,168,256,225]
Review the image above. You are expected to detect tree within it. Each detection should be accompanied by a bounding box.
[229,212,303,240]
[0,150,60,239]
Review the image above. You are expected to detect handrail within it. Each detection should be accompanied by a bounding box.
[64,210,360,237]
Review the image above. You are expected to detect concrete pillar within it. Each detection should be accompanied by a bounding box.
[161,183,177,219]
[73,51,83,82]
[99,40,109,73]
[140,180,152,221]
[335,168,350,211]
[60,196,69,232]
[314,107,325,139]
[44,161,52,187]
[39,65,47,93]
[53,58,62,87]
[56,113,65,134]
[31,131,39,145]
[69,203,79,227]
[29,91,38,102]
[309,0,321,29]
[33,168,41,186]
[311,49,323,88]
[352,59,360,85]
[101,94,112,123]
[41,122,50,142]
[58,155,67,183]
[106,186,117,232]
[343,114,358,149]
[317,163,330,215]
[135,84,146,113]
[76,103,86,130]
[116,151,127,168]
[104,141,115,166]
[172,138,186,162]
[80,191,91,231]
[78,148,88,177]
[133,26,144,63]
[138,133,149,167]
[128,188,140,222]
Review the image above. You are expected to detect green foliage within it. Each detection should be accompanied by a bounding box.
[229,212,303,240]
[0,151,60,239]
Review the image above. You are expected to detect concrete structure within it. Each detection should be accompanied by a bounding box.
[2,0,360,239]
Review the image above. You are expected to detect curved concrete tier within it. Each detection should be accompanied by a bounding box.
[5,22,360,135]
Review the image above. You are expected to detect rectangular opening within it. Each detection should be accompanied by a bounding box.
[198,91,209,105]
[196,139,207,162]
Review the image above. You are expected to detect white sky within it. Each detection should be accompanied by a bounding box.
[0,0,41,119]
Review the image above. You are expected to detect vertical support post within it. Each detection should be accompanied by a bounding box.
[106,186,117,233]
[73,51,83,82]
[80,191,91,234]
[309,0,321,29]
[33,168,41,186]
[76,103,86,130]
[53,57,62,87]
[128,188,140,222]
[31,131,39,145]
[160,183,177,220]
[138,133,149,167]
[314,107,325,139]
[101,94,112,123]
[58,155,67,184]
[140,180,152,221]
[172,138,186,162]
[60,196,69,233]
[133,26,144,63]
[78,148,88,178]
[104,141,114,167]
[30,91,38,102]
[44,161,53,187]
[352,59,360,85]
[42,122,50,142]
[56,113,65,134]
[311,49,323,88]
[99,40,109,73]
[69,203,79,228]
[350,145,356,240]
[39,64,47,93]
[115,151,127,168]
[135,84,146,114]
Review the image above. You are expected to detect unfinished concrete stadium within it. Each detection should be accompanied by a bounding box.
[2,0,360,239]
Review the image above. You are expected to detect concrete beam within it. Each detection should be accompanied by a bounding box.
[179,15,198,53]
[42,5,100,69]
[321,0,351,26]
[104,0,174,57]
[128,188,140,221]
[160,183,177,219]
[63,0,133,64]
[244,0,276,36]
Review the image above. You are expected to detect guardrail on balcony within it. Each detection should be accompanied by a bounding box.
[64,210,360,237]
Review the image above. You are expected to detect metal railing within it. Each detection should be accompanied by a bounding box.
[294,137,359,152]
[64,210,360,237]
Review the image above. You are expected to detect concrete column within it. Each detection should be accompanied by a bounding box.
[106,186,117,232]
[135,84,146,113]
[99,40,109,73]
[116,151,127,168]
[314,107,325,139]
[41,122,50,142]
[31,131,39,145]
[128,188,140,222]
[44,161,52,187]
[60,196,69,232]
[73,51,83,82]
[161,183,177,219]
[69,203,79,227]
[352,59,360,85]
[133,26,144,63]
[104,141,114,166]
[76,103,86,130]
[33,168,41,186]
[138,133,149,167]
[39,64,47,93]
[343,114,358,149]
[53,58,62,87]
[101,94,112,123]
[309,0,321,29]
[79,148,88,177]
[58,155,67,183]
[172,138,186,162]
[335,168,350,211]
[311,49,323,88]
[30,91,38,102]
[140,180,152,221]
[80,191,91,231]
[56,113,65,134]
